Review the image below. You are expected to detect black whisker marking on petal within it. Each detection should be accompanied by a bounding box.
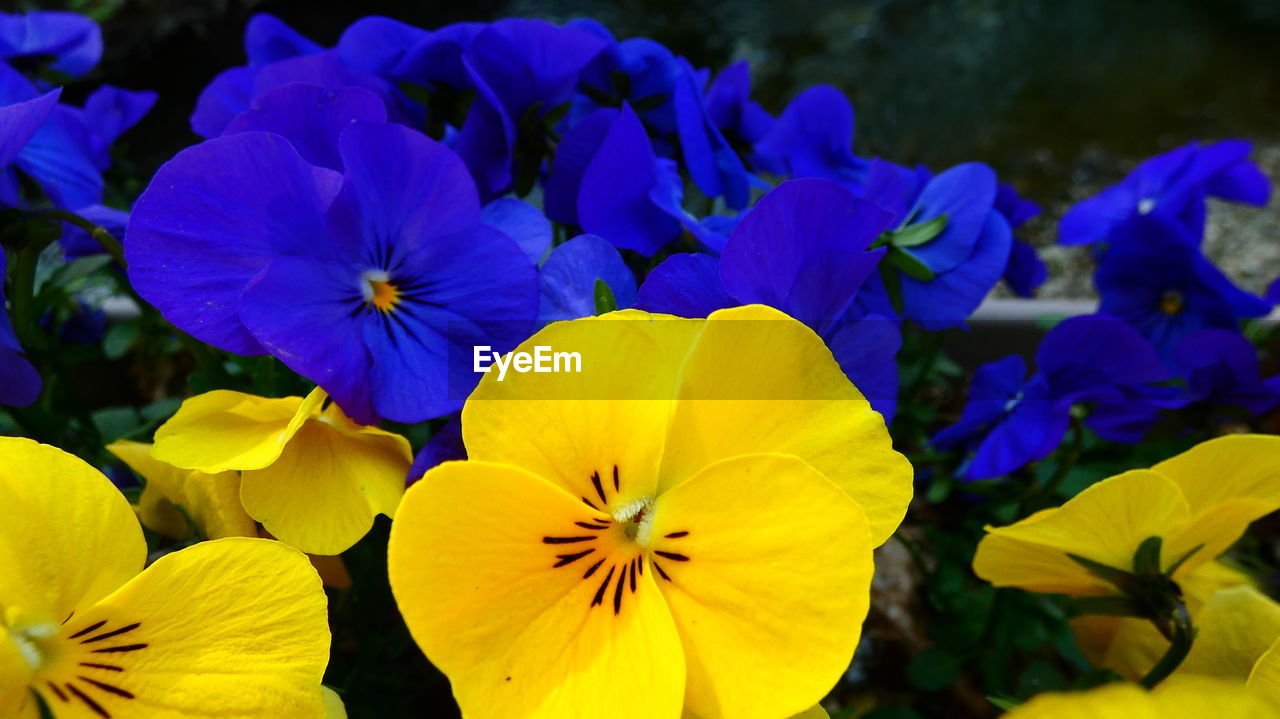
[612,465,620,492]
[654,551,690,562]
[62,612,75,626]
[79,677,134,700]
[591,566,616,608]
[653,560,671,582]
[65,683,110,718]
[574,522,609,530]
[612,566,626,614]
[553,549,595,567]
[590,471,607,504]
[79,663,124,673]
[581,496,599,510]
[46,682,68,702]
[542,535,595,544]
[583,558,605,579]
[91,644,148,654]
[67,621,106,639]
[664,531,689,539]
[636,557,644,576]
[628,559,638,593]
[81,623,141,644]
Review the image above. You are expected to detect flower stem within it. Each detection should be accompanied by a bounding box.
[29,209,127,267]
[1139,600,1195,688]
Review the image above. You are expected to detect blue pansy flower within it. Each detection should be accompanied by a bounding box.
[855,158,1012,330]
[994,182,1046,297]
[450,18,607,199]
[672,57,752,209]
[561,104,726,254]
[190,14,410,140]
[537,234,637,323]
[1095,215,1270,361]
[339,18,483,91]
[705,61,773,154]
[933,314,1171,479]
[1060,139,1270,246]
[126,109,540,424]
[0,10,101,78]
[572,32,682,137]
[1174,328,1280,416]
[636,178,904,419]
[754,84,866,187]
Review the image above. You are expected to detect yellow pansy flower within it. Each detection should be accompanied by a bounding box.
[388,305,913,719]
[0,437,332,718]
[1004,677,1276,718]
[107,439,256,540]
[150,387,412,555]
[1070,561,1255,680]
[974,435,1280,596]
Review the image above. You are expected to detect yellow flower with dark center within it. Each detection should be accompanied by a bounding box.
[974,435,1280,596]
[0,437,334,718]
[388,305,913,719]
[150,387,412,555]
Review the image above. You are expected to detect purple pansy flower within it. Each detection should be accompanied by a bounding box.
[755,84,867,187]
[1060,140,1270,246]
[126,110,539,424]
[0,11,101,78]
[537,234,637,323]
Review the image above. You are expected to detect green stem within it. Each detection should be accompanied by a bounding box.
[1140,601,1195,688]
[29,209,126,267]
[7,244,40,348]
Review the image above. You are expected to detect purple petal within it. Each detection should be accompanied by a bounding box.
[15,104,102,209]
[826,314,901,422]
[907,162,997,274]
[223,84,387,171]
[900,210,1012,331]
[634,252,738,317]
[544,107,617,225]
[0,11,101,77]
[125,132,334,354]
[244,13,322,66]
[336,16,429,78]
[538,234,638,323]
[481,197,551,265]
[407,415,466,485]
[674,58,750,209]
[0,86,58,168]
[578,103,681,255]
[755,85,863,186]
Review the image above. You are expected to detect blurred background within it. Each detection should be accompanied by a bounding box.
[19,0,1280,302]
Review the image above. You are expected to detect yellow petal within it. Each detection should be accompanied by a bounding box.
[463,315,698,510]
[389,461,685,719]
[32,538,330,719]
[240,405,409,555]
[0,437,145,625]
[659,304,912,546]
[1148,675,1277,715]
[152,388,325,473]
[109,439,255,540]
[1153,434,1280,514]
[323,686,347,719]
[1166,497,1280,580]
[649,454,873,719]
[1178,586,1280,680]
[133,478,193,540]
[974,470,1192,594]
[1003,683,1157,719]
[1248,638,1280,696]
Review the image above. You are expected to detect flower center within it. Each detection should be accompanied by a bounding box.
[361,270,401,313]
[1137,197,1156,215]
[6,619,59,671]
[1160,290,1184,315]
[612,497,655,545]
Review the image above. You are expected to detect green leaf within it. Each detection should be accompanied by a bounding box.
[891,213,948,248]
[880,264,905,315]
[1132,536,1163,576]
[883,246,936,281]
[1165,543,1205,577]
[43,254,112,291]
[593,278,617,314]
[1066,553,1140,594]
[103,320,141,359]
